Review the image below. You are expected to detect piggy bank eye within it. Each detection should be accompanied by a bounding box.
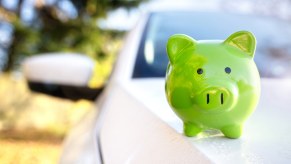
[225,67,231,74]
[197,68,203,75]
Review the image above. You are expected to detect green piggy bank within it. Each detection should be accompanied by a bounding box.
[165,31,260,139]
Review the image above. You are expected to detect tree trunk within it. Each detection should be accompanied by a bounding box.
[2,0,23,72]
[3,31,18,72]
[16,0,24,16]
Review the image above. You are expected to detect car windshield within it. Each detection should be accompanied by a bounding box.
[132,12,291,78]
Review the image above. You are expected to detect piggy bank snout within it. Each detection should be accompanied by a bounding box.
[195,86,238,111]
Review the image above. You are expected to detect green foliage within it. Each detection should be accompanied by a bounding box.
[0,0,144,71]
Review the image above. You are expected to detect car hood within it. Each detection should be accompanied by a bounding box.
[123,78,182,131]
[121,78,291,163]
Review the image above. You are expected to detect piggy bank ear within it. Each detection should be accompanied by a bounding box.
[224,31,256,58]
[167,34,197,64]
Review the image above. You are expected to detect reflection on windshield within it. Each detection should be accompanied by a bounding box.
[133,12,291,78]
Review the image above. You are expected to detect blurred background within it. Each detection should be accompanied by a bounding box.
[0,0,146,163]
[1,0,291,163]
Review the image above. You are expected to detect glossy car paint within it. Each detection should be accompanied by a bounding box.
[59,11,291,164]
[59,13,150,164]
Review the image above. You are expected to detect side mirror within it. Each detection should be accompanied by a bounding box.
[22,53,104,101]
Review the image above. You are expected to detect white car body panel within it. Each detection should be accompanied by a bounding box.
[59,13,149,164]
[124,78,291,163]
[60,107,100,164]
[60,9,291,163]
[100,82,211,163]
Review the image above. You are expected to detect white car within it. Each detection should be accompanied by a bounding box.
[24,10,291,164]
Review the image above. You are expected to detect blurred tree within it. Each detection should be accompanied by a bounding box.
[0,0,145,72]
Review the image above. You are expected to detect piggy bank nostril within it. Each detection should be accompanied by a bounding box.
[221,93,224,104]
[201,89,233,107]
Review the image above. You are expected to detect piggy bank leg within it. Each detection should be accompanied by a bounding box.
[221,125,243,139]
[184,122,202,137]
